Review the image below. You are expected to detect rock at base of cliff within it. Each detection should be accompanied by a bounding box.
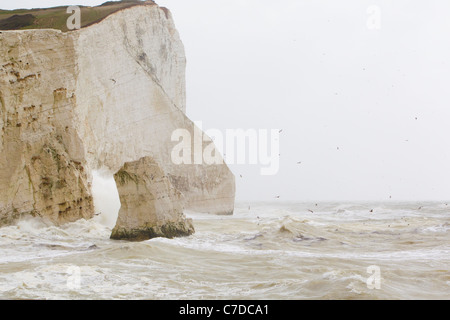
[110,156,195,241]
[110,219,194,242]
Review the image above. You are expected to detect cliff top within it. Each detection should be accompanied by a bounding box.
[0,0,157,32]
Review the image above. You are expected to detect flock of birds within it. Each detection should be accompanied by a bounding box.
[246,202,440,215]
[240,117,421,204]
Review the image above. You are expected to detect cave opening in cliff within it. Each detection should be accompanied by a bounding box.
[91,170,121,228]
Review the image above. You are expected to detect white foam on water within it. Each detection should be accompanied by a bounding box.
[0,215,111,264]
[0,201,449,299]
[419,223,450,234]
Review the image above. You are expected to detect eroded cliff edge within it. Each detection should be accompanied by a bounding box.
[0,3,235,237]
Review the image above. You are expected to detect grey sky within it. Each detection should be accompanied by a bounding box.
[3,1,450,201]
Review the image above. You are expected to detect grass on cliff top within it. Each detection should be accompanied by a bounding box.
[0,0,155,32]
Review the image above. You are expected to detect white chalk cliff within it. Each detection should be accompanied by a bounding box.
[0,3,235,239]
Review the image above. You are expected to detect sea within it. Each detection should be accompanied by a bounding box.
[0,202,448,300]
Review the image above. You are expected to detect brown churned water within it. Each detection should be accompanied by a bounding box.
[0,202,448,299]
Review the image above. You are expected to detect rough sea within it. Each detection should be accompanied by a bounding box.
[0,202,448,299]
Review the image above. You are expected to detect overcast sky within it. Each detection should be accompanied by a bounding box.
[3,1,450,201]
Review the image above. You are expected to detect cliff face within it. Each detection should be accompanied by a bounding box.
[0,30,93,225]
[0,4,235,234]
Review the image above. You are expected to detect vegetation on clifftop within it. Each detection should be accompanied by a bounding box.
[0,0,154,32]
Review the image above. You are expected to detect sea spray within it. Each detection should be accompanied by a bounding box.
[91,170,121,228]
